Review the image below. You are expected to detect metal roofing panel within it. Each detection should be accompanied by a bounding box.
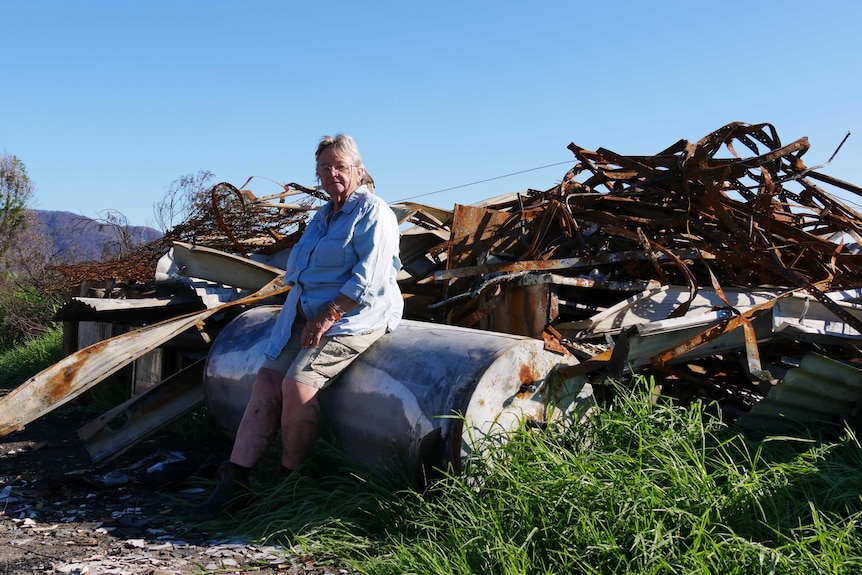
[738,353,862,431]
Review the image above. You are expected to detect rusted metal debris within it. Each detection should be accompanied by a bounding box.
[52,180,314,289]
[397,121,862,417]
[5,121,862,462]
[413,122,862,324]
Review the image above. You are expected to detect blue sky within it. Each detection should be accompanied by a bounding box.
[3,1,861,227]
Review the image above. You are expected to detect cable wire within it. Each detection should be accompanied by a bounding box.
[394,160,573,202]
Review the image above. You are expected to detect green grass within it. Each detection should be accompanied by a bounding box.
[201,378,862,575]
[0,324,64,389]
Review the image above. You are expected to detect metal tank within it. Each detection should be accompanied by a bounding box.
[204,305,593,481]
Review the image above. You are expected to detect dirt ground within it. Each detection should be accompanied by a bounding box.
[0,401,348,575]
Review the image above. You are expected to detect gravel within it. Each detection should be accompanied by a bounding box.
[0,403,349,575]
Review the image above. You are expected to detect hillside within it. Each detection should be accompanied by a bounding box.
[29,209,163,263]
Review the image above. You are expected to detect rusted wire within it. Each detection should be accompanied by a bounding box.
[51,181,317,289]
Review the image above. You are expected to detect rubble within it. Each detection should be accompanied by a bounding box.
[5,121,862,463]
[397,121,862,422]
[0,406,340,575]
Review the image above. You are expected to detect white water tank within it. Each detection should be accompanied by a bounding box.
[204,306,593,481]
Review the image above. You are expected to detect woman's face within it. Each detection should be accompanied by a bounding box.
[316,147,364,201]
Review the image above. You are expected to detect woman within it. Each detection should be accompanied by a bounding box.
[191,134,403,520]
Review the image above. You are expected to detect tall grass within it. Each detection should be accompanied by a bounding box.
[208,377,862,574]
[0,324,63,389]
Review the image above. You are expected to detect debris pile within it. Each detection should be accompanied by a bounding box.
[395,122,862,419]
[53,180,315,288]
[404,123,860,319]
[164,180,317,257]
[5,122,862,459]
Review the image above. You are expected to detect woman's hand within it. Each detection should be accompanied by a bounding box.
[302,311,335,349]
[300,312,337,348]
[301,298,355,348]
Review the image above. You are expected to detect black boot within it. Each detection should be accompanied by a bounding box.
[189,462,251,521]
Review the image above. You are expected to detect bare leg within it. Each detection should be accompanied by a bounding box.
[279,377,321,470]
[230,367,284,468]
[190,368,284,520]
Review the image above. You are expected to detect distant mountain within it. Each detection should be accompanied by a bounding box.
[29,210,163,263]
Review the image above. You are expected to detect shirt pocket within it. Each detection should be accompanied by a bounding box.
[314,236,349,268]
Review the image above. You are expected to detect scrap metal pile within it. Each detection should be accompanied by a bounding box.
[396,122,862,420]
[21,121,862,445]
[164,180,319,257]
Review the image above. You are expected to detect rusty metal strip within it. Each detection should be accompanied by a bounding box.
[433,249,706,282]
[805,171,862,200]
[211,181,251,257]
[555,347,615,379]
[650,290,793,369]
[0,276,289,438]
[738,313,773,382]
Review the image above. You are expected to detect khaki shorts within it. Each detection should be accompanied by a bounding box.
[261,318,386,389]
